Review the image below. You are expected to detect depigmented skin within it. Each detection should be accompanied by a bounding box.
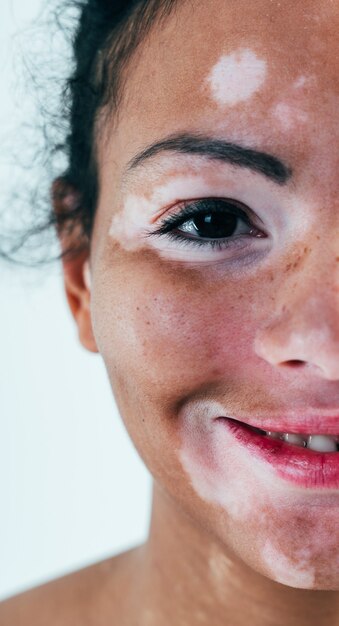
[87,0,339,623]
[205,48,268,106]
[3,1,339,625]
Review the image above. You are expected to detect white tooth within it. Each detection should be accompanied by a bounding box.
[266,431,283,440]
[282,433,306,448]
[307,435,337,452]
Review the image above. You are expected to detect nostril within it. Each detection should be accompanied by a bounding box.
[280,360,336,379]
[283,360,305,368]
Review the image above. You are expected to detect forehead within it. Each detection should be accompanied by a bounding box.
[100,0,339,183]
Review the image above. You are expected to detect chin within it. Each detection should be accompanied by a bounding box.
[262,565,339,591]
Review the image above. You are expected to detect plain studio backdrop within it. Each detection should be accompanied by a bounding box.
[0,0,151,601]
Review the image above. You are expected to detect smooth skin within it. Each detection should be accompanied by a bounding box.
[1,0,339,624]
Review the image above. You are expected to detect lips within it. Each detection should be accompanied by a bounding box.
[223,414,339,436]
[218,417,339,489]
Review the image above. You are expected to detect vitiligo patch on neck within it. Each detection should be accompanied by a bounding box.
[206,48,267,106]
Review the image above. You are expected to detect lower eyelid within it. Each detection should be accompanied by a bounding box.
[156,229,253,251]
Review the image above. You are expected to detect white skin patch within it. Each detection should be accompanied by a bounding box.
[206,49,267,106]
[208,545,234,598]
[272,102,308,131]
[108,165,288,262]
[109,174,215,249]
[110,172,243,265]
[261,540,316,588]
[179,399,339,589]
[293,75,308,89]
[109,193,154,250]
[178,399,284,521]
[141,609,158,625]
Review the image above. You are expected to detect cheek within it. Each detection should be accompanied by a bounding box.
[92,246,339,591]
[93,247,258,402]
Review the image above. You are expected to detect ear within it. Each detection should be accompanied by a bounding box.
[52,178,99,354]
[62,251,99,354]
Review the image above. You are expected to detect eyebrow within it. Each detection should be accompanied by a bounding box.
[126,133,292,185]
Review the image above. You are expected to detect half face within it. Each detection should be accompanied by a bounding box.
[85,0,339,590]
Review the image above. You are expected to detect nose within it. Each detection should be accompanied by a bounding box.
[254,253,339,381]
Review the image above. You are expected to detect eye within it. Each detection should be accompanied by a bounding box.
[178,208,249,239]
[148,198,266,251]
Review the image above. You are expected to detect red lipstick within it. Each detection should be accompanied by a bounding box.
[218,417,339,489]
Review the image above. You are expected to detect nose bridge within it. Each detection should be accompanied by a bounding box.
[275,237,339,319]
[254,243,339,380]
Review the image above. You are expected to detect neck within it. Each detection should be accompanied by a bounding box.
[132,481,339,626]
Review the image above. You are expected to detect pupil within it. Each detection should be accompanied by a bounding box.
[192,212,238,238]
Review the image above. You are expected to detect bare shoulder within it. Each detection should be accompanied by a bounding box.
[0,545,143,626]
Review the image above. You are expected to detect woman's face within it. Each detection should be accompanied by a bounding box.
[82,0,339,590]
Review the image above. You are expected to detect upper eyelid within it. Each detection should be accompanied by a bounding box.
[153,198,257,232]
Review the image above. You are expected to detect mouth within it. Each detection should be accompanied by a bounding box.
[217,417,339,489]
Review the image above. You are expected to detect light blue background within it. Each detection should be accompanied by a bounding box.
[0,0,151,601]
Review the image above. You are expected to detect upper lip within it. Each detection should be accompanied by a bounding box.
[224,414,339,435]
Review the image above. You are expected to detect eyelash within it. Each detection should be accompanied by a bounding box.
[146,198,264,250]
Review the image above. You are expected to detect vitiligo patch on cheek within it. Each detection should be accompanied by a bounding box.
[178,400,272,521]
[206,49,267,106]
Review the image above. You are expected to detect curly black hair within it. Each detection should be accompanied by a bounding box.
[2,0,178,264]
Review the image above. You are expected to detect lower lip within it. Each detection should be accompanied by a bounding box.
[219,418,339,489]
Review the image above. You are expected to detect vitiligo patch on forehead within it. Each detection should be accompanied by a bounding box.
[293,75,308,89]
[206,49,267,107]
[272,102,308,131]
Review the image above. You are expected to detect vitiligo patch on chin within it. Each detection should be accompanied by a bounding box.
[206,49,267,107]
[261,540,316,589]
